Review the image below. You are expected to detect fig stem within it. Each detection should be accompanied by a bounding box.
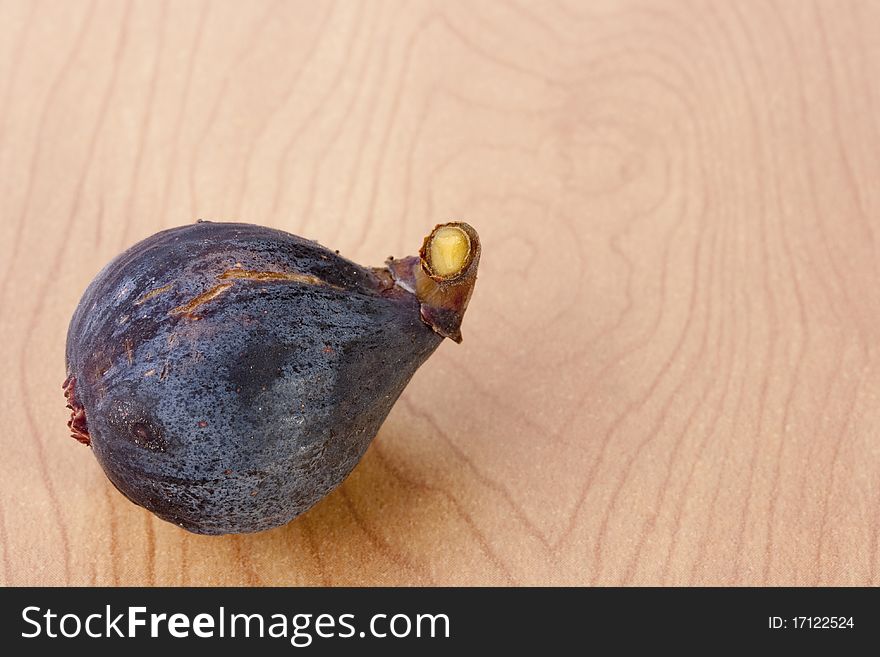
[386,222,481,343]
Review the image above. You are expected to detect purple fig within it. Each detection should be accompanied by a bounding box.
[63,221,480,534]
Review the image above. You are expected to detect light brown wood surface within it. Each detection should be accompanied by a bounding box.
[2,0,879,586]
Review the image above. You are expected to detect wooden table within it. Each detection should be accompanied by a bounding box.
[2,0,878,586]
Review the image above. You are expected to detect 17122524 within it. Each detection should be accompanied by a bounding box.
[768,617,854,629]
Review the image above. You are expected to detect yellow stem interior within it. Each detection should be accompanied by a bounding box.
[429,226,470,278]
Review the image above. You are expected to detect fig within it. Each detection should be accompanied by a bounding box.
[63,221,480,534]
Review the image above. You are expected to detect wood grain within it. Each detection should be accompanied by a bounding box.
[1,0,879,586]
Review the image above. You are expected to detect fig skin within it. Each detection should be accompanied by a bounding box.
[64,221,474,535]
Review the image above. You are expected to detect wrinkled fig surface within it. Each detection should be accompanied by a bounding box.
[64,221,480,534]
